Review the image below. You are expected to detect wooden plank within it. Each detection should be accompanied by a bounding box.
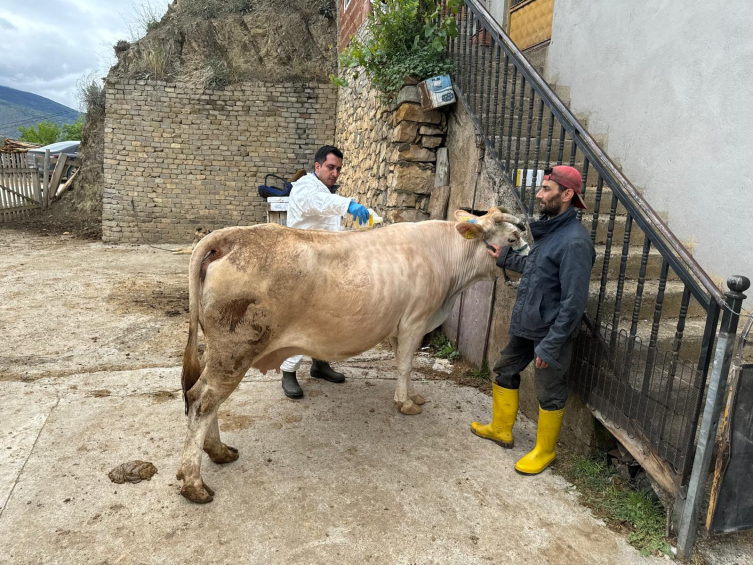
[435,147,449,187]
[0,183,38,204]
[53,169,79,201]
[428,185,451,220]
[48,153,67,204]
[33,160,41,205]
[0,155,7,210]
[597,412,680,496]
[42,149,49,210]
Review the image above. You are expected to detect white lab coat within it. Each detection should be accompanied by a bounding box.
[286,172,352,231]
[281,172,353,373]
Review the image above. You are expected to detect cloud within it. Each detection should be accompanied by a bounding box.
[0,0,171,109]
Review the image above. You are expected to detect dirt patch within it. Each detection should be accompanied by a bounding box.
[150,390,176,403]
[89,389,112,398]
[414,359,493,396]
[219,413,255,432]
[1,196,101,241]
[109,278,189,318]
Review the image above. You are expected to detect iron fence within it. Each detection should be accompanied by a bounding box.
[442,0,726,491]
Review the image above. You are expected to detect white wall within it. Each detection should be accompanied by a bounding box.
[544,0,753,305]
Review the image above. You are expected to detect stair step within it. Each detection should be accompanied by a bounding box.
[581,214,641,246]
[593,245,679,282]
[587,280,706,322]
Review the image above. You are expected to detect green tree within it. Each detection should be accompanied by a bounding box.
[61,115,85,141]
[17,120,61,145]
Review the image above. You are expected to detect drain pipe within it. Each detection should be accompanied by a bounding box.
[676,275,750,560]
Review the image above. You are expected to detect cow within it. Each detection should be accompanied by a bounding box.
[176,207,529,503]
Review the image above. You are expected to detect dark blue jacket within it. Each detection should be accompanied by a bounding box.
[497,206,595,371]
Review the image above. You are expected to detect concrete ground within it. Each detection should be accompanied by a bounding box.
[0,228,746,564]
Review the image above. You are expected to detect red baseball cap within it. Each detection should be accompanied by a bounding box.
[544,165,587,209]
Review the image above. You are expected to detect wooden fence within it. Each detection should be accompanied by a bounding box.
[0,151,79,220]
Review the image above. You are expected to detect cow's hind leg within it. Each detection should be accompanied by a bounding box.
[393,329,424,415]
[203,413,239,464]
[177,359,246,503]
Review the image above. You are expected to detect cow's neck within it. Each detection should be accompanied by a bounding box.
[441,223,498,298]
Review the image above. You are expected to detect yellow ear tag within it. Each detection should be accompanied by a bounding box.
[463,217,477,239]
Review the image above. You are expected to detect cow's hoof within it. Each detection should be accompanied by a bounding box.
[410,394,426,406]
[180,482,214,504]
[207,444,239,464]
[397,400,423,415]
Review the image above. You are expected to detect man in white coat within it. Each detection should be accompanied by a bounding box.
[280,145,370,398]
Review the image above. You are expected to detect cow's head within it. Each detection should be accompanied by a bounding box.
[453,207,529,255]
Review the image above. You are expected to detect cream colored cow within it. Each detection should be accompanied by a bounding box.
[177,207,529,503]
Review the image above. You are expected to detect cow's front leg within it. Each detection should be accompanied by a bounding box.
[393,330,424,415]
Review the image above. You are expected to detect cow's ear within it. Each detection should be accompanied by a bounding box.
[453,209,478,222]
[456,221,484,240]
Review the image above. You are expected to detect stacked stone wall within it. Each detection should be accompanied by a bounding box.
[335,74,450,224]
[103,79,337,243]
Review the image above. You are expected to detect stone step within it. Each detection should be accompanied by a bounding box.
[581,214,640,246]
[593,244,680,282]
[587,280,706,322]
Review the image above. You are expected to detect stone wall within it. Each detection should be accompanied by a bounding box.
[102,79,338,243]
[335,73,449,224]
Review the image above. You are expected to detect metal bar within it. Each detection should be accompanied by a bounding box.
[478,27,487,134]
[589,176,604,245]
[511,76,527,196]
[461,0,722,309]
[483,39,494,140]
[576,156,588,222]
[495,55,510,154]
[680,301,721,480]
[611,214,634,332]
[594,191,618,325]
[519,84,536,207]
[471,14,481,114]
[504,66,518,172]
[528,99,545,215]
[677,276,750,560]
[556,123,566,165]
[460,7,470,96]
[543,110,554,169]
[490,45,502,153]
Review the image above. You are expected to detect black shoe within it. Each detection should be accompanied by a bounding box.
[310,359,345,383]
[281,371,303,399]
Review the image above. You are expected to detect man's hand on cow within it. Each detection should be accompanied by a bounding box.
[535,356,549,369]
[487,243,502,259]
[348,202,370,224]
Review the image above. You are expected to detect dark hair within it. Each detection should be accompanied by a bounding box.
[314,145,343,165]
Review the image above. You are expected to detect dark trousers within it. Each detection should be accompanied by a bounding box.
[492,335,573,411]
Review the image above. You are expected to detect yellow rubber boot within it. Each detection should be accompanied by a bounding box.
[470,384,518,448]
[515,406,565,475]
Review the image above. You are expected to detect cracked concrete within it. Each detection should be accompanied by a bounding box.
[0,228,740,564]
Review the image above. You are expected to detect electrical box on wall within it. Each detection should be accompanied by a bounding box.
[418,75,456,110]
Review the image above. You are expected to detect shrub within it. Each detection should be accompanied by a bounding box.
[333,0,459,101]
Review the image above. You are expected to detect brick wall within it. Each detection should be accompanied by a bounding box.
[102,79,338,243]
[338,0,371,51]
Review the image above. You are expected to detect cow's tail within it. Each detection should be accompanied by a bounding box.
[181,237,210,415]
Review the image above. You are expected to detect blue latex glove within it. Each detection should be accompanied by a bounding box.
[348,202,370,224]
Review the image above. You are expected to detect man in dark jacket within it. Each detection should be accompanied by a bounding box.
[471,165,595,475]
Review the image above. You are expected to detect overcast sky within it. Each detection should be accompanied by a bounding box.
[0,0,172,111]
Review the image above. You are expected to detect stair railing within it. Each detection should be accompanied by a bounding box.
[442,0,727,492]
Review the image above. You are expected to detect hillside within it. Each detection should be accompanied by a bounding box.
[0,85,80,139]
[109,0,337,86]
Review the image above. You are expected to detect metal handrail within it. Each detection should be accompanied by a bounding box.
[455,0,725,310]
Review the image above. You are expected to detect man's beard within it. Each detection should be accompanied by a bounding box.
[538,195,561,217]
